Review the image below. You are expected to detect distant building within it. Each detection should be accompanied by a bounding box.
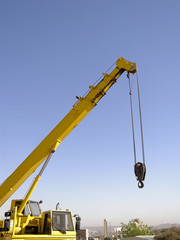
[104,219,108,238]
[77,229,89,240]
[114,227,122,239]
[91,235,104,240]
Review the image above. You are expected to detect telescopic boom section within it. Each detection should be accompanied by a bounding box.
[0,57,136,207]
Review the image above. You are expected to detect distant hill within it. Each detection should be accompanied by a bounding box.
[83,226,103,232]
[83,226,104,234]
[83,223,180,233]
[152,223,180,230]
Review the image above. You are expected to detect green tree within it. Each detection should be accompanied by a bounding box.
[121,219,153,238]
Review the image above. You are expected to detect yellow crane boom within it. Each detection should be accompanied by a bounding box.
[0,57,137,207]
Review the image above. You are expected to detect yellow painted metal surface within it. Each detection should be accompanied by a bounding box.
[0,57,136,207]
[0,208,76,240]
[17,176,41,215]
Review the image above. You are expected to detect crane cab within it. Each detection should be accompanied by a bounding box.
[42,210,76,236]
[0,199,77,240]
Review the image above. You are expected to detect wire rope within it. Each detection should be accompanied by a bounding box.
[136,71,146,165]
[127,71,146,188]
[127,73,137,165]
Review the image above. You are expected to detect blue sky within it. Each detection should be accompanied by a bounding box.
[1,1,180,227]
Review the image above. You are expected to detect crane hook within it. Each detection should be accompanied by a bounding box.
[138,181,144,189]
[134,162,146,189]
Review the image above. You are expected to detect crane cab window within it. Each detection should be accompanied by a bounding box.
[14,200,41,216]
[15,201,31,216]
[30,201,41,216]
[52,211,74,232]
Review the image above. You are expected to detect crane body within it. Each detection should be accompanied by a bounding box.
[0,57,142,240]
